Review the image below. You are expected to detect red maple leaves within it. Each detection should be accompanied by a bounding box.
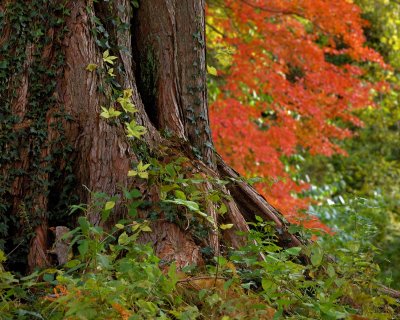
[209,0,385,230]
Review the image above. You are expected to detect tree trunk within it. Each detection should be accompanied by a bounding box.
[0,0,302,272]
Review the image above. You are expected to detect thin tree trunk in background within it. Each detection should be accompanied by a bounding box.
[0,0,302,272]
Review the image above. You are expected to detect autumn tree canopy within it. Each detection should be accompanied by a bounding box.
[207,0,386,226]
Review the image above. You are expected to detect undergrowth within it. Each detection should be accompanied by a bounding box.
[0,202,398,319]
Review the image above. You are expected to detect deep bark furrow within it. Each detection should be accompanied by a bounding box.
[135,0,215,167]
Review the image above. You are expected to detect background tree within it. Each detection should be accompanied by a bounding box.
[206,0,385,227]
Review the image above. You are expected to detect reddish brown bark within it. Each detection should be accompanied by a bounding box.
[1,0,303,271]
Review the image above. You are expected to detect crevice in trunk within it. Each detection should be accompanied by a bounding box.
[131,8,159,129]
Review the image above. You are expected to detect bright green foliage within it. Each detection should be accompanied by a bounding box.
[298,0,400,288]
[0,214,398,319]
[356,0,400,67]
[128,161,151,179]
[100,106,122,119]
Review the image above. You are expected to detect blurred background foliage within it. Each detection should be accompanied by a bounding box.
[300,0,400,287]
[207,0,400,288]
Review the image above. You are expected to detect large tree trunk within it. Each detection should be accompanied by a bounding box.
[0,0,302,272]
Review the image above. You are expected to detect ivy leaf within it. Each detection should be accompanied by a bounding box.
[125,120,147,138]
[137,161,151,171]
[86,63,98,71]
[128,161,150,179]
[100,106,121,119]
[128,170,138,177]
[107,68,116,77]
[123,88,133,98]
[117,90,138,113]
[138,171,148,179]
[102,50,118,65]
[117,98,137,113]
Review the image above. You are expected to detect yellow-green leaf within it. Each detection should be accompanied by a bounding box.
[86,63,98,71]
[123,89,133,98]
[207,65,218,76]
[137,161,151,171]
[141,225,152,232]
[108,68,115,77]
[103,50,118,65]
[219,224,234,230]
[128,170,138,177]
[138,171,149,179]
[104,201,115,211]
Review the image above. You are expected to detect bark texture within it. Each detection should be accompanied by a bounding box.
[0,0,303,271]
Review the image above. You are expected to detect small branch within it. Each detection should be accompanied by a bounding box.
[239,0,297,16]
[177,275,227,283]
[206,22,226,38]
[378,284,400,299]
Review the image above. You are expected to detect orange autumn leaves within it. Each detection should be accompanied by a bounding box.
[208,0,385,229]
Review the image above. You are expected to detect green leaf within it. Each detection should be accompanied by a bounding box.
[16,310,44,319]
[128,170,137,177]
[124,188,142,199]
[219,224,234,230]
[100,106,121,119]
[107,68,116,77]
[218,203,228,215]
[285,247,302,256]
[327,264,336,278]
[137,161,151,171]
[141,225,152,232]
[128,161,150,179]
[78,240,89,256]
[262,278,277,292]
[174,190,186,200]
[165,199,199,211]
[118,232,129,245]
[311,245,323,266]
[207,65,218,76]
[43,273,54,283]
[78,216,90,235]
[125,120,147,139]
[119,100,137,113]
[86,63,98,71]
[102,50,118,65]
[104,201,115,211]
[164,198,210,221]
[138,171,149,179]
[64,259,81,268]
[115,223,125,229]
[117,90,138,113]
[123,89,133,98]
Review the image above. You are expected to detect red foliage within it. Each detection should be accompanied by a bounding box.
[209,0,384,230]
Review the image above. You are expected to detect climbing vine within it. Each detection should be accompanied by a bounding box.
[0,0,75,270]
